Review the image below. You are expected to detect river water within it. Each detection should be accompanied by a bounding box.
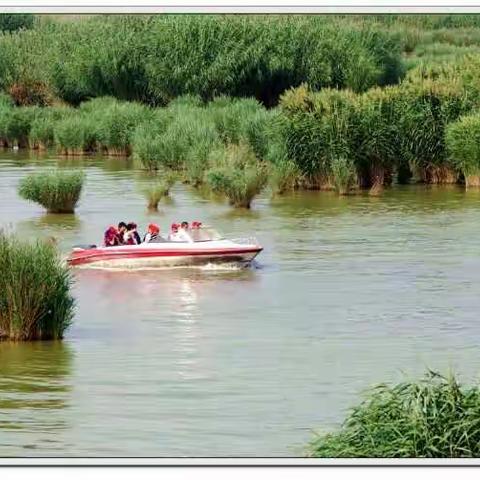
[1,151,480,457]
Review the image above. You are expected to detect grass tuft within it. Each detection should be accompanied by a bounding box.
[18,170,85,213]
[141,171,177,210]
[0,231,74,341]
[205,142,268,208]
[308,371,480,458]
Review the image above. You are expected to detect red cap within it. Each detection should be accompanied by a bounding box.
[148,223,160,234]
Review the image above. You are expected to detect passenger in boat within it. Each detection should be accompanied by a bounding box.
[117,222,128,245]
[190,221,203,240]
[168,223,179,241]
[143,223,161,243]
[175,221,191,241]
[169,222,189,241]
[104,226,120,247]
[125,222,141,245]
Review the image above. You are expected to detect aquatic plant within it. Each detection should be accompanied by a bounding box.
[352,87,400,193]
[308,371,480,458]
[0,106,39,148]
[133,106,220,173]
[277,86,357,190]
[29,114,56,149]
[330,156,357,195]
[270,159,301,195]
[205,142,268,208]
[54,115,99,154]
[142,171,177,210]
[0,231,74,341]
[18,170,85,213]
[0,15,405,107]
[446,113,480,188]
[95,101,152,156]
[29,106,71,149]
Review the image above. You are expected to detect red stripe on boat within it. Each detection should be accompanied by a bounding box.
[68,246,262,266]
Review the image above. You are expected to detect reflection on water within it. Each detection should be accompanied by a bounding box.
[3,152,480,456]
[19,213,81,231]
[0,342,72,455]
[173,279,201,380]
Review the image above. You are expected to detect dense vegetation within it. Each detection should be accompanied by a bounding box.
[308,371,480,458]
[0,15,405,106]
[0,231,74,341]
[4,14,480,206]
[18,170,85,213]
[0,14,34,33]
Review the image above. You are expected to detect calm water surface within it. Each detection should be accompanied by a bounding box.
[1,151,480,456]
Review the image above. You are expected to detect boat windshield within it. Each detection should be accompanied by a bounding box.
[189,227,224,242]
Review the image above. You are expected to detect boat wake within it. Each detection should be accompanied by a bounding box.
[74,261,252,273]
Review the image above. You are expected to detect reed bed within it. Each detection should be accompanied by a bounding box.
[0,231,74,341]
[308,371,480,458]
[2,15,480,203]
[18,170,85,213]
[0,15,405,107]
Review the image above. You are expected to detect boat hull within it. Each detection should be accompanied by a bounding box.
[67,243,262,268]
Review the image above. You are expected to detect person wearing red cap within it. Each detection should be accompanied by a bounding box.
[104,226,120,247]
[143,223,161,243]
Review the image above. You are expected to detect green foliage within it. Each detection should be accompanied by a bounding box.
[278,86,357,188]
[308,371,480,458]
[352,87,401,189]
[0,14,35,32]
[206,142,268,208]
[142,171,177,210]
[0,231,74,341]
[0,15,405,107]
[397,79,471,183]
[275,75,480,192]
[446,112,480,188]
[330,156,357,195]
[133,102,221,174]
[0,105,39,147]
[18,170,85,213]
[96,101,152,155]
[54,114,99,154]
[29,107,71,149]
[270,160,301,194]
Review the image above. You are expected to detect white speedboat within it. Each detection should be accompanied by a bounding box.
[67,226,262,268]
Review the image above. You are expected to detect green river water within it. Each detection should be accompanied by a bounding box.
[1,151,480,457]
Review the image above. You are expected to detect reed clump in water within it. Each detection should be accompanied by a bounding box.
[0,231,74,341]
[308,371,480,458]
[29,106,72,150]
[81,97,152,156]
[446,112,480,189]
[54,114,99,155]
[18,170,85,213]
[205,142,268,208]
[0,105,38,148]
[142,171,177,211]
